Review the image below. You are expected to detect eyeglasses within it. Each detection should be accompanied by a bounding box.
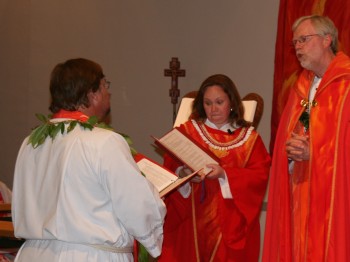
[291,34,321,47]
[103,80,111,89]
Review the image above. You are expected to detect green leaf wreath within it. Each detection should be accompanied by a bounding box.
[28,113,136,156]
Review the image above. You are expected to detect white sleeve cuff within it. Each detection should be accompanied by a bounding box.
[177,182,191,198]
[175,166,191,198]
[218,172,233,199]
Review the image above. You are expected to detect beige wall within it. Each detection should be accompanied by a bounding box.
[0,1,279,188]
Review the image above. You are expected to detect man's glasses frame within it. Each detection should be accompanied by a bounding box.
[291,34,322,47]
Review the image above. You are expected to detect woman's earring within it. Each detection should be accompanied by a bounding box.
[230,108,233,112]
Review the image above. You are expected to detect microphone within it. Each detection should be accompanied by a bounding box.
[227,129,234,135]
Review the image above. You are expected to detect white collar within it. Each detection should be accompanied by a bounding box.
[204,119,237,132]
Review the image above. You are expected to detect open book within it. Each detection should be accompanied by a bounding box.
[135,155,200,197]
[153,127,219,176]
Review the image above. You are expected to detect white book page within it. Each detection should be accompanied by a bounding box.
[137,158,177,192]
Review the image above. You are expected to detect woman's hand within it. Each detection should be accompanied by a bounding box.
[205,164,225,180]
[179,164,225,183]
[179,166,202,184]
[190,175,203,183]
[178,166,192,178]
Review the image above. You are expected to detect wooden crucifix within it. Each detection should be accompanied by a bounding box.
[164,57,186,123]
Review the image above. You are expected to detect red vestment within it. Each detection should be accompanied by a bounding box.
[158,120,270,262]
[263,52,350,261]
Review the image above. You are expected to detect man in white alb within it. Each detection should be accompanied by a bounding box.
[12,58,166,261]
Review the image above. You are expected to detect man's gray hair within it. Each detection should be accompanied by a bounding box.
[292,15,338,54]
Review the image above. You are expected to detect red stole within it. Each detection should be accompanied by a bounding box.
[52,110,89,122]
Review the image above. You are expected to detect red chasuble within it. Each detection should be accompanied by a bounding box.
[263,52,350,261]
[158,120,270,262]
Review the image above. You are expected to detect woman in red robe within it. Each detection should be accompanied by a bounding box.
[158,74,270,262]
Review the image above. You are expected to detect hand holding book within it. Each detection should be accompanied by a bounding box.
[135,154,201,198]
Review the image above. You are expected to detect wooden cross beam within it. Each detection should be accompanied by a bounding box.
[164,57,186,123]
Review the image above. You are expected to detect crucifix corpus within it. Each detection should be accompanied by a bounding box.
[164,57,186,124]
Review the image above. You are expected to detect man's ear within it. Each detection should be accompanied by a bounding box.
[79,91,98,116]
[323,34,332,48]
[87,90,99,105]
